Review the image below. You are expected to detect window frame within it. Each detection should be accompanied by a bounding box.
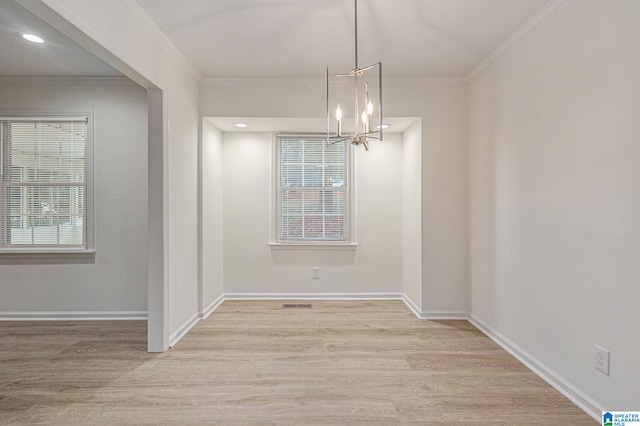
[0,111,94,259]
[270,133,356,249]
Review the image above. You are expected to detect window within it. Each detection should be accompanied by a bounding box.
[276,134,351,243]
[0,115,91,252]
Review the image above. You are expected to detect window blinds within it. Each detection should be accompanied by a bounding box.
[278,135,349,241]
[0,119,87,248]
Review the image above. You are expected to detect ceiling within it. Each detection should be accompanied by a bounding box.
[136,0,550,79]
[0,1,121,77]
[0,0,550,132]
[1,0,550,80]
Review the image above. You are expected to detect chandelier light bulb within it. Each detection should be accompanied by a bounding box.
[361,110,369,133]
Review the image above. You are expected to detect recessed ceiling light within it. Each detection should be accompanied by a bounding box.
[16,32,44,44]
[234,123,250,129]
[377,124,391,130]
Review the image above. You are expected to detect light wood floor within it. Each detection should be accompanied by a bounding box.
[1,300,596,425]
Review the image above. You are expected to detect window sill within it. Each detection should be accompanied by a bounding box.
[0,250,95,263]
[269,242,357,251]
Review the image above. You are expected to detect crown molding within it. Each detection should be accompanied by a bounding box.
[115,0,202,85]
[204,0,571,90]
[0,76,137,86]
[465,0,575,83]
[201,77,324,88]
[36,0,155,87]
[202,76,466,88]
[32,1,570,90]
[386,77,466,88]
[36,0,201,87]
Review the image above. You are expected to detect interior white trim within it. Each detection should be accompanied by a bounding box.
[115,0,202,84]
[465,0,575,83]
[201,77,323,87]
[401,295,469,320]
[268,243,357,251]
[0,76,137,86]
[37,0,152,85]
[33,0,190,88]
[168,312,200,348]
[402,295,422,318]
[200,294,224,319]
[223,292,406,301]
[0,250,95,261]
[201,76,467,88]
[468,314,603,422]
[0,110,95,255]
[0,311,147,321]
[420,310,469,320]
[385,77,466,87]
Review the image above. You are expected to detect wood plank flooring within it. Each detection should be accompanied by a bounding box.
[0,300,596,425]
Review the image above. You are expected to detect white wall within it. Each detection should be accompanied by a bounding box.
[201,119,224,306]
[417,86,468,314]
[0,77,148,314]
[402,120,422,310]
[21,0,635,412]
[468,0,640,411]
[201,79,468,311]
[31,0,203,350]
[219,131,403,295]
[165,83,200,337]
[376,81,468,314]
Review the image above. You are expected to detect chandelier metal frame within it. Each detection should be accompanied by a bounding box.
[326,0,383,151]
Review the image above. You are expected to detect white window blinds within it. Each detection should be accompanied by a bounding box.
[0,118,88,249]
[277,135,350,242]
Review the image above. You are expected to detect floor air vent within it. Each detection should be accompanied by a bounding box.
[281,303,312,309]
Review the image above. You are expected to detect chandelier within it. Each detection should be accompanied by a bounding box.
[326,0,383,151]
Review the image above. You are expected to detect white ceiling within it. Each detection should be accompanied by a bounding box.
[0,1,121,77]
[137,0,550,79]
[1,0,550,79]
[0,0,551,132]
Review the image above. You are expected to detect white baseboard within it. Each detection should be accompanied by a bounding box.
[421,310,469,320]
[402,295,422,318]
[401,295,469,320]
[200,294,224,319]
[168,294,226,347]
[223,292,406,301]
[468,314,603,422]
[169,312,200,348]
[0,311,147,321]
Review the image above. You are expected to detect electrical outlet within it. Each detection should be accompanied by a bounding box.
[311,267,320,280]
[595,345,610,376]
